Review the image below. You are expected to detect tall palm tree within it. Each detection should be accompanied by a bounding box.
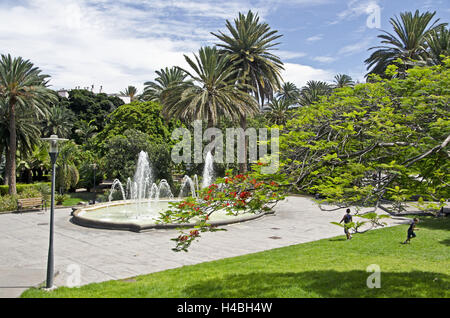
[365,10,447,77]
[0,101,42,184]
[0,54,55,194]
[142,67,190,102]
[333,74,355,88]
[425,26,450,65]
[278,82,300,103]
[212,10,284,106]
[120,86,138,102]
[42,106,74,138]
[299,80,332,106]
[212,10,284,172]
[162,46,259,128]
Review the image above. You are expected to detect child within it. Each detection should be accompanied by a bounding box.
[403,218,419,244]
[340,208,353,240]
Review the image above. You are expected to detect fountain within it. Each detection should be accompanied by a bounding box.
[72,150,262,232]
[202,151,214,188]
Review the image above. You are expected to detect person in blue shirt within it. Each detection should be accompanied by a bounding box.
[340,208,353,240]
[403,218,419,244]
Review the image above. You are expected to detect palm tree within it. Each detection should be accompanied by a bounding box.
[0,101,42,184]
[425,26,450,65]
[278,82,300,103]
[212,10,284,106]
[212,10,284,172]
[333,74,355,88]
[142,67,190,102]
[42,106,74,138]
[365,10,447,77]
[162,46,259,128]
[120,86,138,102]
[299,80,332,106]
[265,97,293,125]
[0,54,55,194]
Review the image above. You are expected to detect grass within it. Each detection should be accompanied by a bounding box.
[61,192,94,207]
[21,216,450,298]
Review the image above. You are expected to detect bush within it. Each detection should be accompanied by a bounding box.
[0,182,51,196]
[55,193,69,205]
[0,185,49,212]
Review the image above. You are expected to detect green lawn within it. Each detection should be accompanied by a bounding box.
[22,216,450,298]
[61,192,94,207]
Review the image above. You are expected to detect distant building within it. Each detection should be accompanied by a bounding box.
[108,94,131,104]
[56,89,69,98]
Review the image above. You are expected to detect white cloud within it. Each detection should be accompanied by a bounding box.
[282,62,335,87]
[331,0,380,25]
[306,34,323,42]
[338,38,372,55]
[277,50,307,60]
[0,0,335,93]
[312,56,337,63]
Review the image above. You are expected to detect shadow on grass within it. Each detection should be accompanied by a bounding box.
[439,238,450,246]
[182,270,449,298]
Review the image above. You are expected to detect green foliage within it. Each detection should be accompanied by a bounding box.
[95,101,171,151]
[55,193,69,205]
[282,60,450,209]
[0,182,50,196]
[102,129,173,183]
[159,161,287,252]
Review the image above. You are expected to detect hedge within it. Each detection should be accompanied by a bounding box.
[0,183,51,196]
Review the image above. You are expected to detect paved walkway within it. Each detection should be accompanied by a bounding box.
[0,196,409,297]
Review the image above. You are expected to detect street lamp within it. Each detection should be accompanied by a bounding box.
[41,134,68,289]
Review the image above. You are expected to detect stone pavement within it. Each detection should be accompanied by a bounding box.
[0,196,409,297]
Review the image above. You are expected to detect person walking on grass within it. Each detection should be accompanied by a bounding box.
[403,218,420,244]
[340,208,353,240]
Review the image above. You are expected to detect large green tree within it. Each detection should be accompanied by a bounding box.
[0,54,56,194]
[212,10,284,173]
[281,59,450,213]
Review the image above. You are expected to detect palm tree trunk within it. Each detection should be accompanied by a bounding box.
[239,114,247,174]
[8,101,17,195]
[3,147,9,185]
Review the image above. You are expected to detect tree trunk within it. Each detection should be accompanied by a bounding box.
[239,114,247,174]
[8,101,17,195]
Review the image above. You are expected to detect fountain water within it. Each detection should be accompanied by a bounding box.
[202,151,214,188]
[179,175,198,198]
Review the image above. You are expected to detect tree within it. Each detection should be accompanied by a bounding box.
[95,100,171,151]
[365,10,447,77]
[42,106,74,138]
[120,85,138,102]
[103,129,173,185]
[212,10,284,173]
[142,67,190,102]
[298,80,332,106]
[0,54,56,194]
[278,82,300,103]
[333,74,354,88]
[265,97,293,125]
[281,59,450,214]
[162,46,259,128]
[425,26,450,66]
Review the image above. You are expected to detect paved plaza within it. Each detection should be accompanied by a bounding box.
[0,196,409,298]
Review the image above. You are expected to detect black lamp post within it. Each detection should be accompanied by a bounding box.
[41,135,67,289]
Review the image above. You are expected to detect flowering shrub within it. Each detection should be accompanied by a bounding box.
[158,162,288,252]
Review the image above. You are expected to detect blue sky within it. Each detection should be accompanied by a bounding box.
[0,0,448,93]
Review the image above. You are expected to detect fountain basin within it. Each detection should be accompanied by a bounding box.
[71,199,267,232]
